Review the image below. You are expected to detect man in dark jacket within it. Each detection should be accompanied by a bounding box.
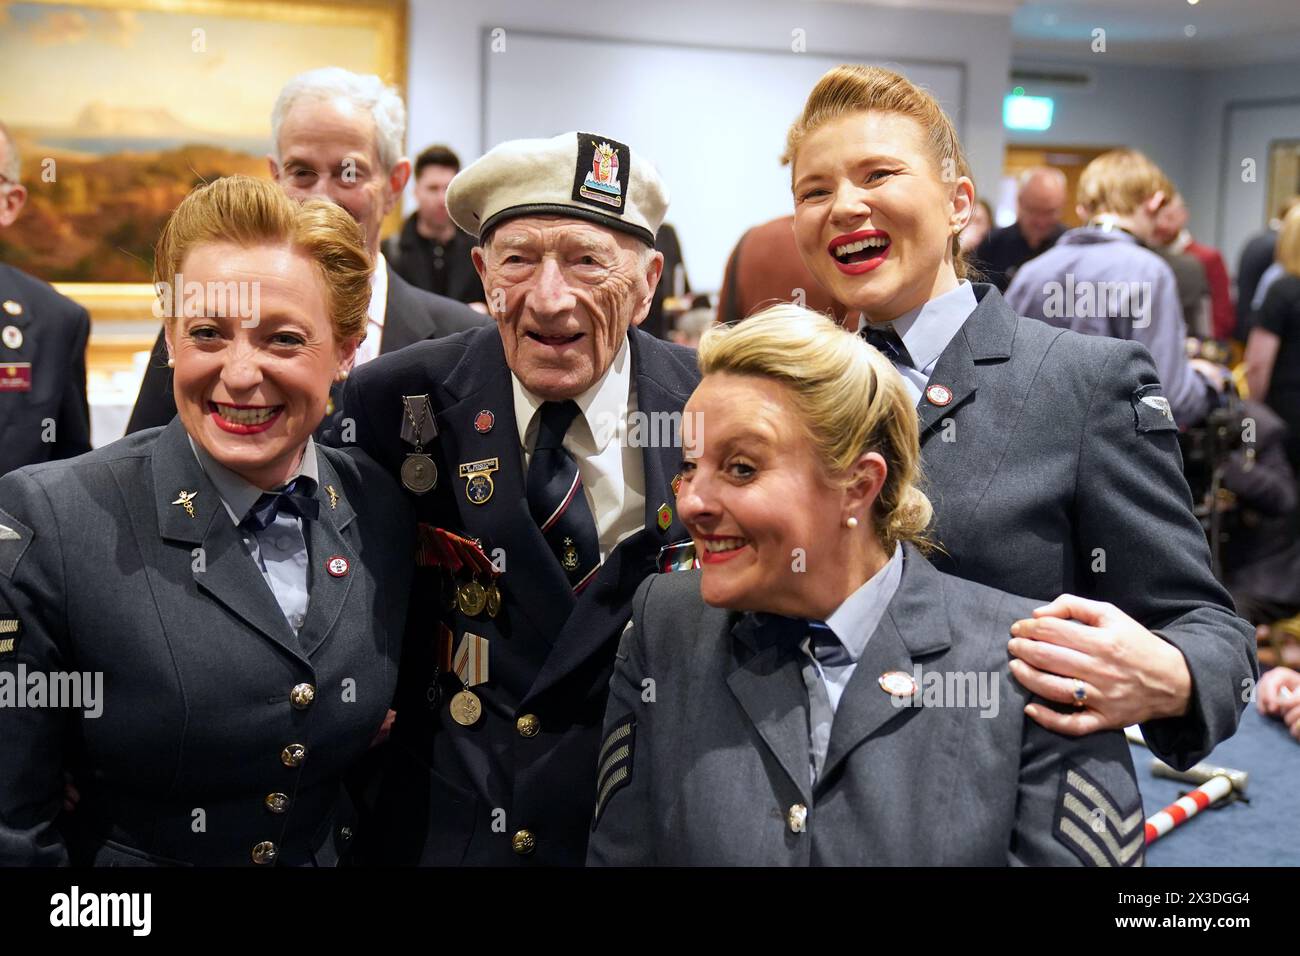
[383,145,485,308]
[0,121,91,476]
[127,70,484,435]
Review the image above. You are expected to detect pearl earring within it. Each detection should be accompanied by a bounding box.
[846,516,859,529]
[166,357,175,368]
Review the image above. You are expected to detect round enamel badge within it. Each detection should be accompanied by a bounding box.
[326,556,350,577]
[925,384,953,407]
[1,326,21,350]
[474,409,495,434]
[878,670,917,698]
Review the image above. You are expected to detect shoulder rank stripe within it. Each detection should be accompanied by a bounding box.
[592,715,636,830]
[1054,765,1144,867]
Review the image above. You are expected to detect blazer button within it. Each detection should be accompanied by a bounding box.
[281,743,307,768]
[339,826,353,842]
[787,804,808,834]
[251,841,278,865]
[511,829,536,855]
[290,683,316,709]
[264,792,290,814]
[516,714,540,737]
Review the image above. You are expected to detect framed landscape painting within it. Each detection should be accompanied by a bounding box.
[0,0,407,287]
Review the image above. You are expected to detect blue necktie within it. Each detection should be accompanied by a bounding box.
[526,401,601,594]
[240,476,321,533]
[807,620,853,668]
[860,325,913,369]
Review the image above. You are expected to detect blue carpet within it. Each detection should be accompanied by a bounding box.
[1132,704,1299,866]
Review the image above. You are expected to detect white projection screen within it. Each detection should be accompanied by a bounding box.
[482,30,966,291]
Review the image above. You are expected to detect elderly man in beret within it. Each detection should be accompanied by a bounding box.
[333,132,700,865]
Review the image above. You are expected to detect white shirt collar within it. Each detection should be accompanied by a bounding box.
[874,280,978,375]
[369,251,389,331]
[512,335,632,453]
[823,543,905,661]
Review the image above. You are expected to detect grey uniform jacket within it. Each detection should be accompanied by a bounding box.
[0,419,413,866]
[917,284,1254,770]
[587,547,1145,866]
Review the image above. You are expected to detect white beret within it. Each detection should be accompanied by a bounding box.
[446,131,669,246]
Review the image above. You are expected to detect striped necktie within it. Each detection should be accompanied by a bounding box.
[526,400,601,594]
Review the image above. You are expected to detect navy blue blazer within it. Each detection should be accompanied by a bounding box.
[330,325,699,865]
[0,419,413,865]
[0,263,91,477]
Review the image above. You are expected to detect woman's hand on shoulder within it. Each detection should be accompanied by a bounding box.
[1006,593,1192,735]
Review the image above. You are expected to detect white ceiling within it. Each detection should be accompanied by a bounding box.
[1014,0,1300,67]
[822,0,1300,66]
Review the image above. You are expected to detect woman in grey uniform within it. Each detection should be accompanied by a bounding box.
[0,177,413,866]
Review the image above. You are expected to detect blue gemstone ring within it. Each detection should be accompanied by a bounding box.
[1072,681,1088,708]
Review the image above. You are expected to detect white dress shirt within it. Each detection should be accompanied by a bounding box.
[511,338,645,563]
[353,253,389,369]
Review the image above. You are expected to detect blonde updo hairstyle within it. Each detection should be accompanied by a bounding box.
[783,64,975,280]
[153,175,373,343]
[695,304,933,552]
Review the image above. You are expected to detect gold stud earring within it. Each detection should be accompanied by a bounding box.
[846,516,859,529]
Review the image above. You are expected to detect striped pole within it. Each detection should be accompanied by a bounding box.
[1143,774,1234,844]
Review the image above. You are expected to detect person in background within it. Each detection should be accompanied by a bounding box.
[0,121,91,474]
[0,176,413,865]
[1257,666,1300,742]
[669,305,714,349]
[1215,399,1300,629]
[127,69,484,436]
[643,223,690,340]
[1153,192,1235,342]
[1006,149,1224,428]
[1244,203,1300,475]
[1236,196,1300,341]
[383,144,485,309]
[717,215,851,327]
[1151,236,1211,341]
[786,65,1252,772]
[973,166,1066,291]
[959,198,993,255]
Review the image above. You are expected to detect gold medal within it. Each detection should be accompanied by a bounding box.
[485,583,501,619]
[458,580,487,617]
[401,453,438,494]
[450,688,481,726]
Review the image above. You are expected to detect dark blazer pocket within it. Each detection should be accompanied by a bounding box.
[360,743,478,866]
[90,838,190,868]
